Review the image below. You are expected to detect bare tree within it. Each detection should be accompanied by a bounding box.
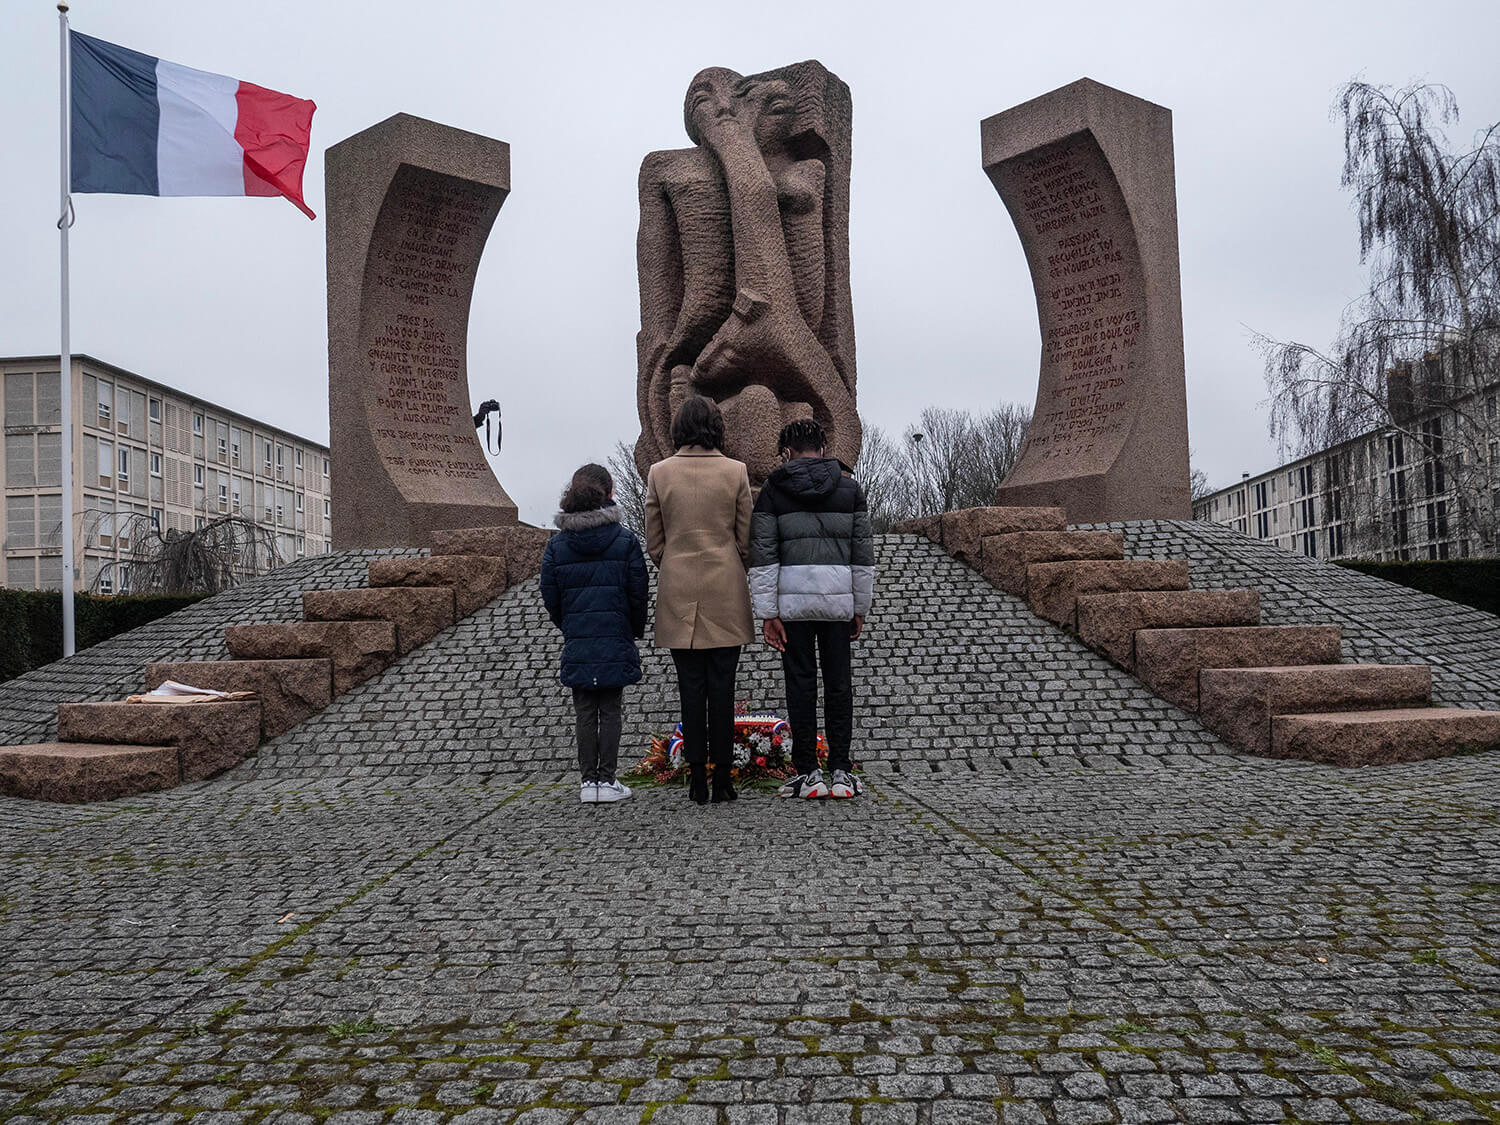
[86,513,281,596]
[1255,79,1500,552]
[607,440,649,539]
[853,404,1032,530]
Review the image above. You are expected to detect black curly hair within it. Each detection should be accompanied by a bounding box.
[778,418,828,456]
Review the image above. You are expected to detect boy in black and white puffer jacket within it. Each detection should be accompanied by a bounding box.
[747,419,874,799]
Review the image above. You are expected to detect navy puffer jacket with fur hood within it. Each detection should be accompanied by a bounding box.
[539,504,649,689]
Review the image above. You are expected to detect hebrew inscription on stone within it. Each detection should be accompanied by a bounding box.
[326,114,518,548]
[984,79,1191,522]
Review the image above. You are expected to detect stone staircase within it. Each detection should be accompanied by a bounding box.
[0,525,551,803]
[897,506,1500,767]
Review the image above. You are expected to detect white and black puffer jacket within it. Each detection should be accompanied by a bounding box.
[748,457,875,622]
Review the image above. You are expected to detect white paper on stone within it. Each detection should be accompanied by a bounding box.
[148,680,230,699]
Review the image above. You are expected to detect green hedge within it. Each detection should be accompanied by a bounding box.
[0,590,207,683]
[1335,558,1500,617]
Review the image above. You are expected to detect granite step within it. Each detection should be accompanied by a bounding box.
[224,621,398,697]
[1134,625,1344,712]
[1028,559,1190,630]
[1200,664,1432,756]
[302,586,454,654]
[979,530,1125,596]
[368,554,507,617]
[430,525,553,585]
[57,700,262,782]
[0,742,179,803]
[938,506,1068,567]
[1270,707,1500,766]
[144,659,333,739]
[1076,589,1261,671]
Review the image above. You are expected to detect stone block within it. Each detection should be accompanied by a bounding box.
[144,659,333,740]
[1076,589,1260,671]
[1199,664,1432,756]
[368,554,507,616]
[979,530,1124,596]
[224,621,398,697]
[1134,625,1343,712]
[57,700,262,782]
[431,524,554,585]
[1270,708,1500,767]
[938,507,1066,566]
[302,586,455,654]
[1026,559,1189,629]
[0,742,179,804]
[891,516,942,542]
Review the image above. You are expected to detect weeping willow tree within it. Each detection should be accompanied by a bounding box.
[1255,80,1500,553]
[88,513,281,596]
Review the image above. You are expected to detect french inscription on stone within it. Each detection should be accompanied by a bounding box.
[364,172,497,490]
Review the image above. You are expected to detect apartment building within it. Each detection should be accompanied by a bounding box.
[1194,377,1499,562]
[2,354,331,593]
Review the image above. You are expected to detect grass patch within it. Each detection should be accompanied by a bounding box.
[327,1016,394,1040]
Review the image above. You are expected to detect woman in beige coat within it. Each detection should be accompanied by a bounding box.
[645,396,755,805]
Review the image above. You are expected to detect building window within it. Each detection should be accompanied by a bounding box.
[150,452,162,477]
[192,412,204,436]
[263,439,273,474]
[295,493,304,513]
[322,456,330,478]
[148,397,161,422]
[99,571,114,595]
[231,483,242,512]
[194,464,204,486]
[217,435,228,462]
[295,448,303,469]
[218,483,228,511]
[97,382,113,426]
[117,447,130,485]
[230,428,241,467]
[150,507,162,531]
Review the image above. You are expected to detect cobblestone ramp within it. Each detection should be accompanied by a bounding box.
[0,550,420,748]
[241,534,1228,780]
[1,756,1498,1122]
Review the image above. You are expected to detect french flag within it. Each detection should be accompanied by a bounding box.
[70,31,317,219]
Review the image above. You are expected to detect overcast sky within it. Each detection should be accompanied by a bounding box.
[3,0,1497,524]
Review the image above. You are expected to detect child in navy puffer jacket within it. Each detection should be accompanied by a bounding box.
[539,463,649,804]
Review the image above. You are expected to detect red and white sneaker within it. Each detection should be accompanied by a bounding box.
[828,769,862,799]
[778,769,829,799]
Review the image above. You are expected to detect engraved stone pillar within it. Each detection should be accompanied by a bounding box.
[983,79,1191,523]
[326,113,518,549]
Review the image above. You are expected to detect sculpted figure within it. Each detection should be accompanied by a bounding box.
[635,60,859,484]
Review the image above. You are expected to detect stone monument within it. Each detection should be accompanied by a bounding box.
[983,78,1191,522]
[634,60,860,485]
[326,113,518,549]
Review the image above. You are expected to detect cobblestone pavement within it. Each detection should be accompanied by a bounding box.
[3,753,1498,1124]
[2,524,1498,1122]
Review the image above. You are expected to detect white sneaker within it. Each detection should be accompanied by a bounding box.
[580,782,598,803]
[595,780,632,803]
[778,769,829,799]
[829,769,861,799]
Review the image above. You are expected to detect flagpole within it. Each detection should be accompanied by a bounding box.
[58,0,75,656]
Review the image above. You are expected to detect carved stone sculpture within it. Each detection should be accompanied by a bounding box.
[326,113,518,549]
[983,78,1191,522]
[635,61,859,484]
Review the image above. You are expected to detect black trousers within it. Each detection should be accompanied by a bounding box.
[782,620,853,776]
[670,647,741,766]
[572,686,623,783]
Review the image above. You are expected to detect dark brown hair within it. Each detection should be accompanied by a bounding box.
[671,395,725,451]
[560,463,613,513]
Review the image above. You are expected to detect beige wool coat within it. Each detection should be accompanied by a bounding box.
[645,447,755,650]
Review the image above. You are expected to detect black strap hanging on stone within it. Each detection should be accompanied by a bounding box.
[473,399,502,455]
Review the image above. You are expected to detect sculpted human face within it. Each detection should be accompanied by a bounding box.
[733,78,796,154]
[684,68,741,144]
